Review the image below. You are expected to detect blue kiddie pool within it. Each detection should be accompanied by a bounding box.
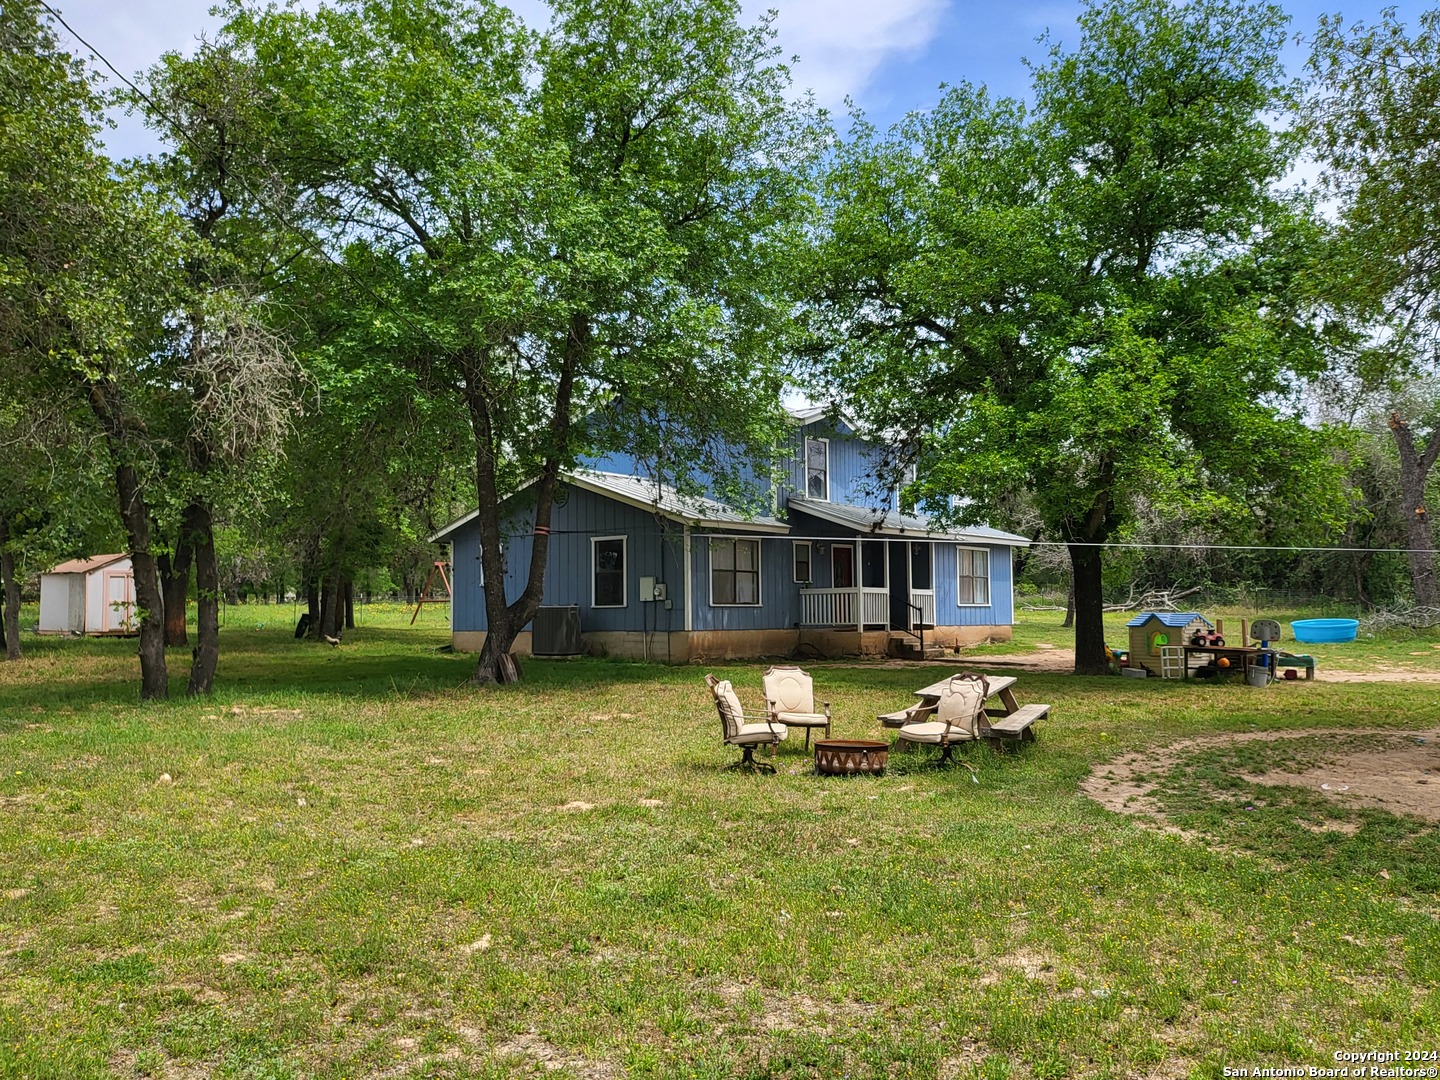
[1291,618,1359,643]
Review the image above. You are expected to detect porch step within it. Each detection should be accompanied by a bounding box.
[888,635,946,660]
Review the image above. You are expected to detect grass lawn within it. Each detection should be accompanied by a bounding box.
[0,605,1436,1079]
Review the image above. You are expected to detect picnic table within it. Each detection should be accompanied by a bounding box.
[878,673,1047,747]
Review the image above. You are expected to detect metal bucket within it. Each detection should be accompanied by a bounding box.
[1246,665,1271,688]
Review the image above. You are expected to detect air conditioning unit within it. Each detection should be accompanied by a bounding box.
[533,605,583,655]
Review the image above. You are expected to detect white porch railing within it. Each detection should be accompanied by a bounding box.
[799,587,890,628]
[799,588,937,629]
[910,590,935,629]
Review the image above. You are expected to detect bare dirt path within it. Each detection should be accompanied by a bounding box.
[1079,727,1440,824]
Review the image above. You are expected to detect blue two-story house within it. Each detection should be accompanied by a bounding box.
[431,407,1029,662]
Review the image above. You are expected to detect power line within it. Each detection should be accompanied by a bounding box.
[1025,540,1438,554]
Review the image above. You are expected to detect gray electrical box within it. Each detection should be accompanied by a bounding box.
[639,576,656,602]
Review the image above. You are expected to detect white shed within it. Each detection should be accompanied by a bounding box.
[38,554,136,635]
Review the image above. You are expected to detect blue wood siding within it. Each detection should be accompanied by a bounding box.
[578,449,777,516]
[448,488,689,636]
[582,418,892,513]
[931,543,1014,626]
[777,421,890,511]
[690,532,798,631]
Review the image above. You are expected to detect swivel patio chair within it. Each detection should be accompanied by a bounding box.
[894,673,988,764]
[705,673,788,772]
[762,665,832,750]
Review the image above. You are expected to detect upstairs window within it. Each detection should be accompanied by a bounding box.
[805,437,829,501]
[711,538,760,605]
[592,536,626,607]
[957,547,990,606]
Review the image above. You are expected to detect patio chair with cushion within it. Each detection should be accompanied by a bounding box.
[705,673,788,772]
[762,665,832,750]
[894,673,988,763]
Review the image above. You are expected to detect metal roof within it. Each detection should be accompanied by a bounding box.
[784,403,862,433]
[1125,612,1211,628]
[47,554,129,575]
[430,470,789,542]
[785,497,1030,546]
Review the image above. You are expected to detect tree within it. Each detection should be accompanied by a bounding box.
[127,45,305,694]
[1308,10,1440,607]
[1,0,194,699]
[806,0,1346,674]
[222,0,822,681]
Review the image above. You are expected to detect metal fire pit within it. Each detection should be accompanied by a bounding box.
[813,738,889,776]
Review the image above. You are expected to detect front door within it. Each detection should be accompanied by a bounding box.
[831,544,855,626]
[888,541,909,629]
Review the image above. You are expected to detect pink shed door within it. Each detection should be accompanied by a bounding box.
[103,571,135,632]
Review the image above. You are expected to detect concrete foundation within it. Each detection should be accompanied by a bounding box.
[451,623,1013,663]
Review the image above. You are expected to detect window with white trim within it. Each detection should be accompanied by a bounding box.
[910,542,933,591]
[805,437,829,501]
[711,538,760,605]
[793,541,812,584]
[592,536,626,607]
[957,547,990,606]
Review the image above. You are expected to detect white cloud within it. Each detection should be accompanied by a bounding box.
[747,0,948,109]
[45,0,949,154]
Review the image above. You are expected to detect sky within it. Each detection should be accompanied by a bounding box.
[42,0,1430,161]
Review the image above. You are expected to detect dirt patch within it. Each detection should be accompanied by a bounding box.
[493,1033,619,1078]
[1081,728,1440,824]
[1242,741,1440,820]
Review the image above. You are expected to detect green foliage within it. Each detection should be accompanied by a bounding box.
[805,0,1349,670]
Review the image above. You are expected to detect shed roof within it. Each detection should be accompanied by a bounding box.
[48,553,129,575]
[1125,611,1212,628]
[785,497,1030,547]
[429,470,789,543]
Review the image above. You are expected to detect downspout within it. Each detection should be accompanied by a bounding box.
[683,526,693,633]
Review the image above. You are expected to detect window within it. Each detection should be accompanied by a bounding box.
[957,547,990,606]
[805,437,829,500]
[592,536,626,607]
[910,543,933,591]
[711,538,760,605]
[861,540,886,589]
[793,541,812,584]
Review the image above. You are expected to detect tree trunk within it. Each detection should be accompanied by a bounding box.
[0,516,20,661]
[1068,543,1109,674]
[114,462,168,700]
[464,323,583,684]
[306,573,320,638]
[1062,579,1075,629]
[1389,412,1440,607]
[319,574,342,641]
[186,501,219,696]
[160,527,194,647]
[344,578,355,630]
[87,381,168,699]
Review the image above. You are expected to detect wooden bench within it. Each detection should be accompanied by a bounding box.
[1276,654,1316,680]
[979,703,1047,748]
[877,704,936,729]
